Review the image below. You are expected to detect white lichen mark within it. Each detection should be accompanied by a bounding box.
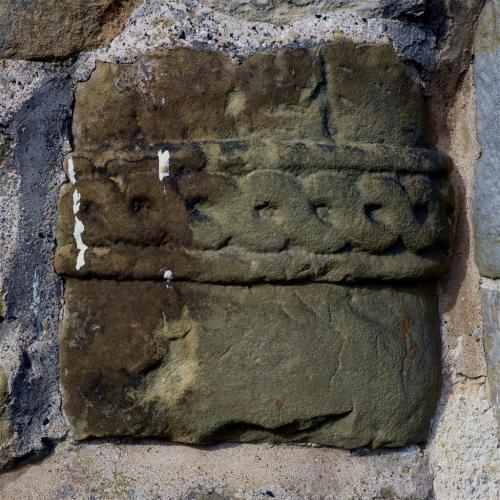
[164,269,173,289]
[72,189,81,214]
[68,156,87,271]
[158,148,170,181]
[73,218,88,271]
[67,156,77,185]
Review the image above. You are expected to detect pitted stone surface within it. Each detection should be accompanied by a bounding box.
[199,0,427,22]
[480,279,500,427]
[58,42,448,447]
[0,368,13,470]
[0,77,72,461]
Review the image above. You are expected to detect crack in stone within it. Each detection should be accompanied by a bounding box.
[205,409,354,442]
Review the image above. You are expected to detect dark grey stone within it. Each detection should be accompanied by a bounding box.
[473,0,500,278]
[0,77,73,457]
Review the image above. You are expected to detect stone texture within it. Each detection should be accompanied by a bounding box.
[72,43,427,156]
[430,52,499,500]
[0,172,20,304]
[0,368,13,471]
[473,0,500,437]
[57,42,448,448]
[473,0,500,278]
[73,0,481,81]
[0,0,141,60]
[427,379,498,499]
[56,44,452,283]
[55,148,451,282]
[481,279,500,428]
[200,0,427,23]
[0,1,495,496]
[0,440,434,499]
[61,280,440,447]
[0,75,72,460]
[0,132,8,167]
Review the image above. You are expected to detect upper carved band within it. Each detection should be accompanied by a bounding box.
[55,141,452,283]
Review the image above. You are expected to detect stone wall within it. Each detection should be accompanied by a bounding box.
[0,1,497,498]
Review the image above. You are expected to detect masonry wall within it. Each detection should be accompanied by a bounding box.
[0,1,497,499]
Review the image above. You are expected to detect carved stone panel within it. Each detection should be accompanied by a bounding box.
[56,146,450,283]
[57,42,452,448]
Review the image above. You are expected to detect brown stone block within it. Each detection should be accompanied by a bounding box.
[61,280,440,448]
[57,42,450,447]
[71,43,429,164]
[0,0,141,60]
[322,43,426,145]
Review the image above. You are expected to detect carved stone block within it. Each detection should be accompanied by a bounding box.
[56,146,450,282]
[57,42,452,447]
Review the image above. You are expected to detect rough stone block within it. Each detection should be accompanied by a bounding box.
[0,0,140,60]
[61,280,440,448]
[57,42,450,447]
[71,43,427,162]
[56,43,452,283]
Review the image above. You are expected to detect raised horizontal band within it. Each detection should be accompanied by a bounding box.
[57,153,452,282]
[71,140,450,175]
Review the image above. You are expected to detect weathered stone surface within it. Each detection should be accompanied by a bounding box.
[0,132,8,167]
[473,0,500,435]
[481,279,500,429]
[0,0,141,60]
[0,0,494,494]
[0,367,13,470]
[72,43,427,159]
[473,0,500,278]
[56,43,452,283]
[0,76,72,460]
[61,280,440,447]
[55,146,451,282]
[0,440,435,499]
[200,0,427,23]
[58,42,448,447]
